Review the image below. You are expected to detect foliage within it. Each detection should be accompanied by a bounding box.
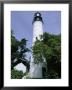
[11,69,24,79]
[11,30,30,71]
[32,32,61,78]
[23,72,31,79]
[43,33,61,78]
[47,70,59,79]
[32,40,44,64]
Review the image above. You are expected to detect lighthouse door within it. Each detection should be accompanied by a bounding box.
[42,67,46,78]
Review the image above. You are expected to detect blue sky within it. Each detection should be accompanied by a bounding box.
[11,11,61,49]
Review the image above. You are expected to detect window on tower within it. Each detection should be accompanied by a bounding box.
[37,17,39,20]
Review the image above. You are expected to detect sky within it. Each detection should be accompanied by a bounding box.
[11,11,61,72]
[11,11,61,48]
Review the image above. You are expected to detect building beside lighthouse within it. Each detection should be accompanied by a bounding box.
[29,12,47,78]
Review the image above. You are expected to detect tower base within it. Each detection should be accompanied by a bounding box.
[29,62,46,78]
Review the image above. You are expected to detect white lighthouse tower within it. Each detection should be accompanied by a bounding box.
[29,12,47,78]
[32,12,43,45]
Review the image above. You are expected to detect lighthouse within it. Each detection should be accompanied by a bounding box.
[32,12,43,45]
[29,12,47,78]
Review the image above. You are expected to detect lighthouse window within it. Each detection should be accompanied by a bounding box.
[36,37,38,40]
[37,18,39,20]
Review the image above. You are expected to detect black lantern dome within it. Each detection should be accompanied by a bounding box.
[32,12,43,24]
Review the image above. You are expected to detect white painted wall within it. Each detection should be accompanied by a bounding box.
[33,21,43,45]
[30,63,43,78]
[29,20,44,78]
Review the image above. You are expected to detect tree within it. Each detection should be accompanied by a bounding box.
[11,30,30,72]
[32,40,44,64]
[42,33,61,78]
[32,32,61,78]
[11,69,23,79]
